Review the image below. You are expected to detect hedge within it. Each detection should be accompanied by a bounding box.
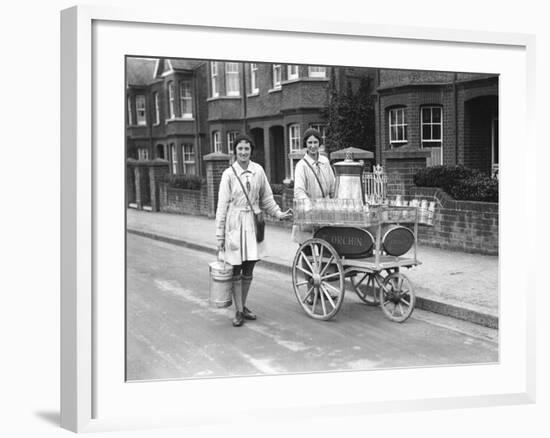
[414,165,498,202]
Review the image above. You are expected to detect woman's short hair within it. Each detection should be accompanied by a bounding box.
[302,128,322,148]
[232,133,255,152]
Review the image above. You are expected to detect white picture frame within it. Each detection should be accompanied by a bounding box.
[60,5,536,433]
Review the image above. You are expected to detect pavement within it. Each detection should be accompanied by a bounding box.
[126,209,499,329]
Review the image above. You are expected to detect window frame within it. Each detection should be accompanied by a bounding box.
[156,143,167,160]
[272,64,282,89]
[182,143,196,175]
[211,62,219,97]
[227,131,239,153]
[135,94,147,126]
[308,66,326,78]
[420,105,443,147]
[170,143,179,174]
[212,131,222,153]
[168,82,176,119]
[153,92,160,125]
[250,63,259,94]
[137,148,149,161]
[225,62,240,97]
[287,65,299,80]
[127,95,133,125]
[289,124,301,152]
[179,80,193,118]
[388,107,408,146]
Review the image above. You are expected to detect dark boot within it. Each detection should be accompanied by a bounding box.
[232,275,244,326]
[232,311,244,327]
[241,275,256,320]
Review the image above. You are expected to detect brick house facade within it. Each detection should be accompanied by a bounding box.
[126,58,209,177]
[375,70,499,175]
[126,58,498,191]
[205,62,346,182]
[126,58,376,186]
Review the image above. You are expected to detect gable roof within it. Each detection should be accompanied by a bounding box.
[168,59,204,71]
[126,58,157,86]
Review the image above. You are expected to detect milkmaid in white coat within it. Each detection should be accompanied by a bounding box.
[291,128,336,244]
[215,134,292,327]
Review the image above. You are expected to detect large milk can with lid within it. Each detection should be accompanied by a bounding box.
[208,252,233,308]
[333,154,365,201]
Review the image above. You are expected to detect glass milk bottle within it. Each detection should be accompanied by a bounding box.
[428,201,436,225]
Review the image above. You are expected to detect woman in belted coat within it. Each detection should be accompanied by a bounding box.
[291,128,336,244]
[215,134,292,327]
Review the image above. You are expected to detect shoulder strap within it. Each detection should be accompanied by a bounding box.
[230,165,255,211]
[301,158,326,198]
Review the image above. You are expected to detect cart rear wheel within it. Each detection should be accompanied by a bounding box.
[292,238,345,321]
[379,272,415,322]
[350,269,384,306]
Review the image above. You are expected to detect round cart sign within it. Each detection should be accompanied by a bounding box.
[314,227,374,259]
[382,226,414,256]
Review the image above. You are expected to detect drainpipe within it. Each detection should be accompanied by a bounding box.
[453,73,459,165]
[193,65,203,176]
[241,62,248,134]
[148,89,154,158]
[377,69,382,166]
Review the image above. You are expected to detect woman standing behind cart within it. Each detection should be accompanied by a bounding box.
[216,134,292,327]
[291,128,336,244]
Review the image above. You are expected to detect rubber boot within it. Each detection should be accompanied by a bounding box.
[241,275,256,320]
[232,275,244,327]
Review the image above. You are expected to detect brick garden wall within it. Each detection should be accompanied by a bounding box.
[380,152,498,255]
[408,186,498,255]
[149,158,498,255]
[159,183,209,216]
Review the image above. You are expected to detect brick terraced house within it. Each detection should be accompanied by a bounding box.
[375,70,499,177]
[126,57,498,190]
[126,58,208,176]
[126,57,376,185]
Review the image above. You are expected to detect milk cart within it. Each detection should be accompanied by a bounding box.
[292,200,433,323]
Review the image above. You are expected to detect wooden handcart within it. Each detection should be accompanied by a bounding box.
[292,201,433,323]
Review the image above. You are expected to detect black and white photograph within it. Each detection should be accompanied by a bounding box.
[4,0,549,435]
[125,57,499,381]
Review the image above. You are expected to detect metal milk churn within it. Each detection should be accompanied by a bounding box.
[208,252,233,308]
[333,152,365,202]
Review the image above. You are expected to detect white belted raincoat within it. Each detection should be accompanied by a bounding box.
[215,161,284,266]
[291,153,336,244]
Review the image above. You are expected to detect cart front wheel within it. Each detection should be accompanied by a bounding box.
[350,269,384,306]
[292,238,345,321]
[379,272,415,322]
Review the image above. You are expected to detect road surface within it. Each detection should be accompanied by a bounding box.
[126,233,498,381]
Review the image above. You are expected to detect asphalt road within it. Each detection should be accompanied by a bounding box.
[126,233,498,381]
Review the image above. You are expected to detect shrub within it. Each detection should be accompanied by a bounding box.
[450,175,499,202]
[163,174,204,190]
[414,165,498,202]
[413,165,476,193]
[270,183,284,195]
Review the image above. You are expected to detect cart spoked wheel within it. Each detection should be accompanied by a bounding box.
[350,269,384,306]
[379,272,416,322]
[292,238,345,320]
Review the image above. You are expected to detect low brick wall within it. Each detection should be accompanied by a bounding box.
[409,186,498,255]
[159,183,209,216]
[381,151,498,255]
[384,149,431,197]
